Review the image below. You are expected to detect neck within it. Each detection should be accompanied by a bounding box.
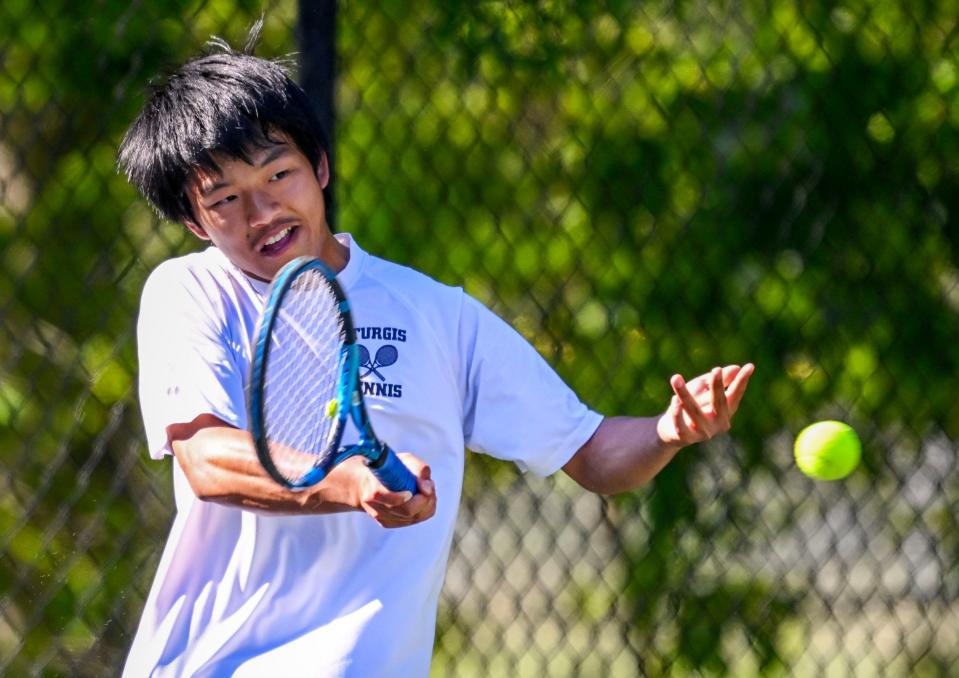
[321,234,350,274]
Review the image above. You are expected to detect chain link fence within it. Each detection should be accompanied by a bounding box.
[2,1,958,676]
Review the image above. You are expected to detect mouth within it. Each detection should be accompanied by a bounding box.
[258,226,298,256]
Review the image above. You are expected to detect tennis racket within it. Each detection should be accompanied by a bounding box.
[248,256,418,493]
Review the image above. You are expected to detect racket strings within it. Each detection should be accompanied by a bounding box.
[262,270,345,482]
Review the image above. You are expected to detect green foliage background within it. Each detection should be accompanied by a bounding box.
[0,1,956,676]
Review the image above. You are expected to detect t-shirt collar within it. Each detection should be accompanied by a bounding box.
[333,232,366,290]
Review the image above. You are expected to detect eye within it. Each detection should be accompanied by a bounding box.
[209,195,237,209]
[270,168,292,181]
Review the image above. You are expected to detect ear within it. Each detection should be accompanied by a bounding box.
[184,220,211,241]
[316,151,330,189]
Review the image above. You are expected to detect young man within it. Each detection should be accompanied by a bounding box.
[119,39,753,678]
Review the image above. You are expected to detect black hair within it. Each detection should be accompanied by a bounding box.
[118,28,331,225]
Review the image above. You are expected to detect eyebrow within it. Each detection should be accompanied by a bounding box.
[198,144,293,198]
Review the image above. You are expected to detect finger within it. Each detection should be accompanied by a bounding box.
[366,491,414,511]
[390,453,435,501]
[664,393,691,442]
[406,494,437,521]
[711,367,729,423]
[671,374,709,432]
[673,396,706,445]
[671,395,699,442]
[365,476,415,507]
[378,492,437,526]
[412,463,434,498]
[724,362,755,412]
[378,478,436,514]
[409,470,436,519]
[721,364,741,387]
[417,476,435,497]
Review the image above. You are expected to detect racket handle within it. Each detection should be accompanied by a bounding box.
[367,445,419,494]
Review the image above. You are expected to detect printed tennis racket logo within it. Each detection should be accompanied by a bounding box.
[358,344,397,381]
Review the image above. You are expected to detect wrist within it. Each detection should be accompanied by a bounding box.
[342,457,371,511]
[655,412,686,454]
[304,457,368,513]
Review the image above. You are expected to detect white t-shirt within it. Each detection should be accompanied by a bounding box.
[125,234,603,678]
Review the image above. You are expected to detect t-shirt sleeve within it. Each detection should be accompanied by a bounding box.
[458,293,603,476]
[137,264,247,459]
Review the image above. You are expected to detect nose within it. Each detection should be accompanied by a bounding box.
[246,188,281,229]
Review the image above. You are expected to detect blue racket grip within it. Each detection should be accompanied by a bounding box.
[368,445,419,495]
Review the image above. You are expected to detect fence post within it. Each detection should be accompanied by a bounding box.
[296,0,337,227]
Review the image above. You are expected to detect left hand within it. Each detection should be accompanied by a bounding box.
[656,363,755,448]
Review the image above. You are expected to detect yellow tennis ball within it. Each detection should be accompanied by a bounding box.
[325,399,339,419]
[794,421,861,480]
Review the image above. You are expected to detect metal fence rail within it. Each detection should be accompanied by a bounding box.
[1,1,957,676]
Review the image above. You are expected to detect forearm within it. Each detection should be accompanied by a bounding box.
[562,415,682,495]
[170,417,363,515]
